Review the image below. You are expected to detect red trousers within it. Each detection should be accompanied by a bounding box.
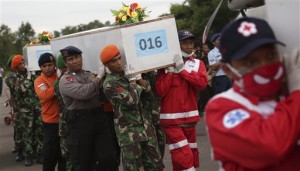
[164,126,199,171]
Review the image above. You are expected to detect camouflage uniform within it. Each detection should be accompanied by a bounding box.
[11,70,43,159]
[142,72,166,159]
[103,72,163,171]
[5,72,23,152]
[54,75,74,171]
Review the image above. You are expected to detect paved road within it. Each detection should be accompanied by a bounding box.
[0,82,219,171]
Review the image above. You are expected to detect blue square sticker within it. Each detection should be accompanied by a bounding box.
[134,29,168,57]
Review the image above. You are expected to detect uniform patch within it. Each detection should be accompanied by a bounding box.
[117,87,124,93]
[37,83,47,91]
[223,109,250,129]
[66,76,74,82]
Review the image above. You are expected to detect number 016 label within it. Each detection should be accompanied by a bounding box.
[134,29,169,57]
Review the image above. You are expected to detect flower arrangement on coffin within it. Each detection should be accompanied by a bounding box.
[111,2,150,25]
[29,31,54,45]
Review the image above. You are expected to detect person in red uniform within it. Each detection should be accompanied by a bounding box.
[34,53,66,171]
[205,17,300,171]
[155,30,208,171]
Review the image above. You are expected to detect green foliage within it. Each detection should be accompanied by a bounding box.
[0,25,15,67]
[170,0,238,45]
[14,22,35,53]
[61,20,108,35]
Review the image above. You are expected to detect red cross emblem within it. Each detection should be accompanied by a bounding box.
[238,21,257,37]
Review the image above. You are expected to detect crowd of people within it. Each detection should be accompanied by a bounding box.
[2,16,300,171]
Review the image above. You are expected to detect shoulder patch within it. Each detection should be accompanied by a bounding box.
[38,83,47,91]
[66,76,74,82]
[223,109,250,129]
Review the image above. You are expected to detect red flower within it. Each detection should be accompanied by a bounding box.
[130,3,138,9]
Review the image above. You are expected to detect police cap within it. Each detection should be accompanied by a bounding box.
[178,30,195,41]
[60,46,82,58]
[210,33,221,43]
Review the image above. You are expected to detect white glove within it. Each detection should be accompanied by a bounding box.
[97,63,105,79]
[285,48,300,93]
[105,66,111,74]
[174,54,184,72]
[124,64,137,81]
[166,66,175,73]
[136,73,142,80]
[26,70,32,80]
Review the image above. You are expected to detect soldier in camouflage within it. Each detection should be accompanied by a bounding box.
[100,44,163,171]
[54,54,74,171]
[9,55,43,166]
[141,72,166,162]
[5,55,24,159]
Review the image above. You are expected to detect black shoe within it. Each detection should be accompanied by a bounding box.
[36,156,43,164]
[11,148,17,154]
[24,157,33,166]
[15,155,24,162]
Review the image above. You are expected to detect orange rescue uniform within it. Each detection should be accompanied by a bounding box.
[34,73,59,123]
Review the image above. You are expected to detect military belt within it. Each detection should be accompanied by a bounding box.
[72,107,101,115]
[66,107,102,123]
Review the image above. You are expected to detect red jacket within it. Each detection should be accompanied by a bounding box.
[155,58,208,126]
[34,73,59,123]
[205,84,300,171]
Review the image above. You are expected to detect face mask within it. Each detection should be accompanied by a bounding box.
[181,51,194,58]
[227,61,285,97]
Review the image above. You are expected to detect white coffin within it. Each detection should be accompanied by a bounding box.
[50,16,180,74]
[265,0,299,55]
[22,44,53,71]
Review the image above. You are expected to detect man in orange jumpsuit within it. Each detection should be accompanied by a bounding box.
[34,53,66,171]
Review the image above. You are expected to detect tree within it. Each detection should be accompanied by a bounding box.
[14,22,35,54]
[0,24,15,67]
[60,20,109,36]
[54,30,61,38]
[170,0,238,44]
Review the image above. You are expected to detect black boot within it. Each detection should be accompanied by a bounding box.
[36,154,43,164]
[11,147,17,153]
[15,149,24,162]
[24,157,33,166]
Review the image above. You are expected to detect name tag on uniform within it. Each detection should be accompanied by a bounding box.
[184,59,200,73]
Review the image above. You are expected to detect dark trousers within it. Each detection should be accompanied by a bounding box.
[0,77,2,96]
[213,75,232,95]
[43,122,66,171]
[67,108,118,171]
[198,85,213,114]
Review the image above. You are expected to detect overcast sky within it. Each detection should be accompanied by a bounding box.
[0,0,185,34]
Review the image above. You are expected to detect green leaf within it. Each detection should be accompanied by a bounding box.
[122,2,128,7]
[111,9,120,16]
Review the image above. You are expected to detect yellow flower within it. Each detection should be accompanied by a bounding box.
[122,6,129,12]
[122,15,127,21]
[131,11,138,18]
[126,8,131,16]
[118,12,124,18]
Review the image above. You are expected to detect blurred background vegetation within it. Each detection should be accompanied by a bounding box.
[0,0,237,70]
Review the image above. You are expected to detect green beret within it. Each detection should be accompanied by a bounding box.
[7,55,15,67]
[56,54,66,69]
